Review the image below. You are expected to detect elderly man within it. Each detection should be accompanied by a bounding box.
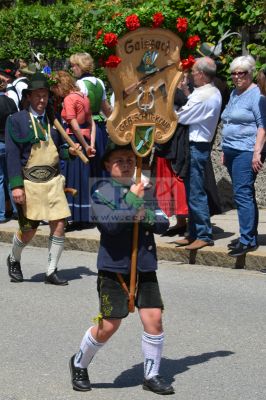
[5,72,79,285]
[175,57,222,250]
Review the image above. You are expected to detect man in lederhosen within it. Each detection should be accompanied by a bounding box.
[5,72,79,285]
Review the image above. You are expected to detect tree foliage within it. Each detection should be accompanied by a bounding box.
[0,0,264,77]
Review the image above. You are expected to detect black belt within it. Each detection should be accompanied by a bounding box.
[23,165,60,183]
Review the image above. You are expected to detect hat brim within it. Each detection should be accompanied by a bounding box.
[19,67,36,76]
[22,82,50,97]
[101,142,134,170]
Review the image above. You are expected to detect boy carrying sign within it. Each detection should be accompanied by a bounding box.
[69,140,174,395]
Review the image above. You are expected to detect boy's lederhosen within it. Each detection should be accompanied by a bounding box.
[97,270,164,319]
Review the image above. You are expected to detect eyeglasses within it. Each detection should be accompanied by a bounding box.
[231,71,248,77]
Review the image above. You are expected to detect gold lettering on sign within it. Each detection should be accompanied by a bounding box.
[118,113,170,132]
[124,38,170,56]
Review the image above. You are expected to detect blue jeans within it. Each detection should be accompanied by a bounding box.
[0,141,16,221]
[223,147,257,246]
[184,142,212,241]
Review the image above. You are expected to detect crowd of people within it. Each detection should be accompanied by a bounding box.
[0,54,266,254]
[0,51,266,394]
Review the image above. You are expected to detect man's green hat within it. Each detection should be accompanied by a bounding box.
[23,72,50,95]
[101,138,133,169]
[19,63,37,76]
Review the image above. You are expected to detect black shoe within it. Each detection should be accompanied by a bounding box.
[161,225,187,237]
[12,212,18,220]
[143,375,174,395]
[69,354,91,391]
[44,271,68,286]
[7,255,23,282]
[227,238,240,250]
[65,221,77,232]
[228,242,258,257]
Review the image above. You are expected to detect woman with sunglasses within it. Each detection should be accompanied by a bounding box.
[221,55,266,257]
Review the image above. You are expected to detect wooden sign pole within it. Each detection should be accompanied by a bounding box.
[53,119,89,165]
[128,156,143,313]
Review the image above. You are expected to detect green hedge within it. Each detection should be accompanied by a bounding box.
[0,0,265,76]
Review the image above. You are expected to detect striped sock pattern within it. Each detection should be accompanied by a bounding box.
[74,327,105,369]
[142,331,164,379]
[10,233,26,262]
[47,235,64,276]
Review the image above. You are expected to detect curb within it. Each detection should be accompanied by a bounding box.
[1,227,266,272]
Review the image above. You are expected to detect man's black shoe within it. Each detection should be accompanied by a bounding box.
[69,354,91,391]
[7,255,23,282]
[228,242,258,257]
[44,271,68,286]
[227,238,240,250]
[161,224,187,237]
[143,375,174,395]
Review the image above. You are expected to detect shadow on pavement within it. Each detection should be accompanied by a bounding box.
[212,225,235,240]
[25,266,97,283]
[91,350,234,388]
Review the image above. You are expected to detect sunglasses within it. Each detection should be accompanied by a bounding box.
[231,71,248,77]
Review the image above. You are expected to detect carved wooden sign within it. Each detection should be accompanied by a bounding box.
[106,27,183,157]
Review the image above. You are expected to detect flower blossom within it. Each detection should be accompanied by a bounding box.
[176,17,188,33]
[105,55,122,68]
[103,32,118,48]
[185,35,201,49]
[125,14,140,31]
[152,12,164,28]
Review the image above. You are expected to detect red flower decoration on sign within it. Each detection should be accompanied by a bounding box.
[181,55,196,70]
[103,32,118,48]
[96,29,103,40]
[125,14,140,31]
[176,17,188,33]
[105,55,122,68]
[96,11,199,70]
[152,12,164,28]
[185,35,201,49]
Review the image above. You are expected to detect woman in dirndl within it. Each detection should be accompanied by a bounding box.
[70,52,113,179]
[51,71,96,230]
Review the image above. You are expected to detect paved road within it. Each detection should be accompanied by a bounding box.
[1,242,266,400]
